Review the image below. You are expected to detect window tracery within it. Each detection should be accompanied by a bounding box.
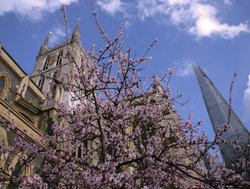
[0,72,10,99]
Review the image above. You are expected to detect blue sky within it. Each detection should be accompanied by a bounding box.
[0,0,250,139]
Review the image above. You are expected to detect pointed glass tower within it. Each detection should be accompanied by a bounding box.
[193,64,250,168]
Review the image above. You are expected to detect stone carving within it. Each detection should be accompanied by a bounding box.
[17,76,30,98]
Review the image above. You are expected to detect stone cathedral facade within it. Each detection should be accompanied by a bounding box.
[0,23,82,180]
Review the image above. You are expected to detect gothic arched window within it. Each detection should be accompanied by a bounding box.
[0,126,8,169]
[0,72,10,99]
[38,76,45,90]
[7,153,32,178]
[0,77,4,92]
[56,51,63,66]
[43,57,50,71]
[73,143,84,158]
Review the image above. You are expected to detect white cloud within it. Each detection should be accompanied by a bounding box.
[97,0,124,15]
[137,0,170,21]
[49,27,66,46]
[243,75,250,119]
[137,0,249,39]
[0,0,78,21]
[223,0,232,6]
[188,3,249,39]
[175,60,194,77]
[168,0,191,6]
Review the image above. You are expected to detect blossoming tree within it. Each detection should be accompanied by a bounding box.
[0,3,250,189]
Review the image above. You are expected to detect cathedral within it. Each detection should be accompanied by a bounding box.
[0,23,82,178]
[0,23,182,188]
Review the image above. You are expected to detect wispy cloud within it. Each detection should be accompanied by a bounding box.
[175,60,194,77]
[137,0,249,39]
[49,27,66,46]
[97,0,124,15]
[223,0,232,6]
[0,0,78,21]
[243,75,250,120]
[137,0,170,20]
